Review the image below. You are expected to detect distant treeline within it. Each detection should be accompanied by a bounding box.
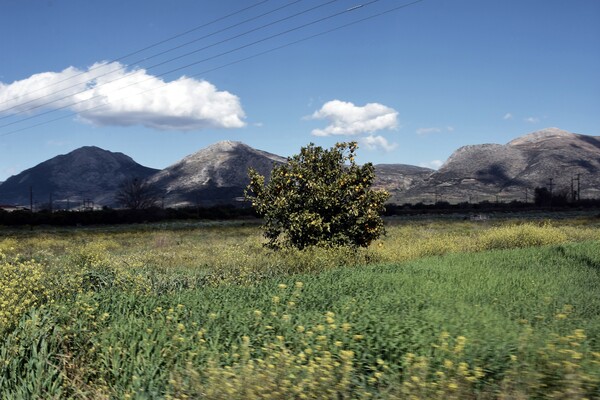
[1,198,600,227]
[0,205,258,227]
[384,198,600,216]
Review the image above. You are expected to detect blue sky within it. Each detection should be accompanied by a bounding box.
[0,0,598,181]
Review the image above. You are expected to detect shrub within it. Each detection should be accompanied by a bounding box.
[475,223,568,251]
[245,142,388,249]
[0,250,84,334]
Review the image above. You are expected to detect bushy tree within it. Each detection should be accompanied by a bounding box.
[245,142,388,249]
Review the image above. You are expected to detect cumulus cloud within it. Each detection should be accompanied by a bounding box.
[0,62,246,130]
[503,112,513,120]
[308,100,398,137]
[360,135,398,152]
[525,116,540,123]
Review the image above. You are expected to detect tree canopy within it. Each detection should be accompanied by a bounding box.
[245,142,388,249]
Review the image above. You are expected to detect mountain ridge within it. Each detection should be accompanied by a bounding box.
[398,128,600,204]
[0,146,159,208]
[0,128,598,208]
[148,140,286,207]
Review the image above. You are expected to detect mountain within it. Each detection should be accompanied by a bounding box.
[1,128,597,209]
[400,128,600,204]
[373,164,433,202]
[147,141,286,207]
[0,146,159,208]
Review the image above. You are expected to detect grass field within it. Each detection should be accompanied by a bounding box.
[1,217,599,398]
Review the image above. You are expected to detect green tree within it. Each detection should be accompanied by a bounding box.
[245,142,388,249]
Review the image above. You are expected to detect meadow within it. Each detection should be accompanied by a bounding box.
[1,216,599,399]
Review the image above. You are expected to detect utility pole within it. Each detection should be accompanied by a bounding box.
[548,178,554,209]
[570,174,581,203]
[29,186,34,231]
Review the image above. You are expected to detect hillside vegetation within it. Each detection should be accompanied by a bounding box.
[1,218,599,398]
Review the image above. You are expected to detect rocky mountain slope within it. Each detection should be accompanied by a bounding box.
[1,128,597,208]
[400,128,600,204]
[0,146,159,208]
[147,141,286,207]
[373,164,433,201]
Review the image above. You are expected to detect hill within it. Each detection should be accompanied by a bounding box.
[0,146,159,209]
[147,141,286,207]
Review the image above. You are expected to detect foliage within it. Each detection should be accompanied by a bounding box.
[1,241,600,398]
[245,142,389,249]
[1,218,600,397]
[0,249,84,334]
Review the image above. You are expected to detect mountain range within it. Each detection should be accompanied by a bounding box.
[398,127,600,204]
[0,127,598,209]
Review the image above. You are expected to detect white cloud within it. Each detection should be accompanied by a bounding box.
[525,116,540,123]
[0,62,246,130]
[360,135,398,152]
[416,127,442,135]
[416,126,454,135]
[419,160,444,170]
[308,100,398,137]
[503,113,513,120]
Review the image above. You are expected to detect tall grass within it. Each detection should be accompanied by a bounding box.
[0,218,599,398]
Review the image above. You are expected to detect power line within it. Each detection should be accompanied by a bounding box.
[0,0,304,116]
[0,0,425,138]
[0,0,271,109]
[0,0,341,124]
[0,0,348,129]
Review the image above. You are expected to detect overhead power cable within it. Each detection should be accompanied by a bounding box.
[0,0,425,138]
[0,0,344,128]
[0,0,339,123]
[0,0,304,116]
[0,0,271,109]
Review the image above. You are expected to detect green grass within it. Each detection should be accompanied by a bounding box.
[1,235,599,398]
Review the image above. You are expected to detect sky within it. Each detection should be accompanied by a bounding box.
[0,0,599,182]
